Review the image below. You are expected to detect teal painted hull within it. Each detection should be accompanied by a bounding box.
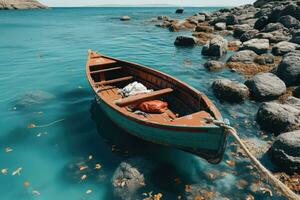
[97,98,228,163]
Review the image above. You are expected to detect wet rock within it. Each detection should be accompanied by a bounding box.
[112,161,145,199]
[293,86,300,98]
[120,16,131,21]
[256,102,300,134]
[278,15,299,28]
[240,29,259,42]
[285,96,300,110]
[233,24,251,38]
[226,14,239,25]
[269,30,291,43]
[174,36,197,46]
[175,8,184,14]
[195,25,214,33]
[202,36,228,57]
[155,20,172,28]
[228,40,242,51]
[290,31,300,44]
[245,72,286,101]
[262,23,284,32]
[254,16,269,30]
[204,60,225,71]
[269,130,300,173]
[190,14,206,23]
[14,90,55,109]
[272,41,300,56]
[254,53,274,65]
[228,50,258,63]
[276,50,300,86]
[169,20,196,32]
[215,22,226,30]
[240,38,269,54]
[212,79,249,103]
[0,0,47,10]
[157,16,169,21]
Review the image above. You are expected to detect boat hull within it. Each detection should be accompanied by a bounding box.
[96,97,227,164]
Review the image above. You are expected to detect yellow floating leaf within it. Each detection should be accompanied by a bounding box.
[24,181,30,187]
[79,166,88,171]
[226,160,236,167]
[1,168,8,174]
[86,189,92,194]
[28,123,36,129]
[95,164,102,169]
[5,147,13,153]
[32,190,41,196]
[12,167,22,176]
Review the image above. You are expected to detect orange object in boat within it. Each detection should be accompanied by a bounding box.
[136,100,168,114]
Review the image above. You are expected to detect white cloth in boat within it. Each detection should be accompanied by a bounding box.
[119,81,153,97]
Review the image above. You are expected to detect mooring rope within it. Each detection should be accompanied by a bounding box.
[205,118,300,200]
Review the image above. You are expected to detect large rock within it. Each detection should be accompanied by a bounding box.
[212,79,249,103]
[276,50,300,86]
[272,41,300,56]
[245,72,286,101]
[201,36,228,57]
[262,23,284,32]
[174,36,196,46]
[278,15,299,28]
[254,16,269,30]
[0,0,47,9]
[256,102,300,134]
[269,130,300,173]
[240,38,270,54]
[228,50,257,63]
[14,90,55,109]
[254,53,274,64]
[233,24,251,38]
[204,60,225,71]
[226,14,239,25]
[240,29,259,42]
[195,25,213,33]
[290,31,300,44]
[214,22,226,30]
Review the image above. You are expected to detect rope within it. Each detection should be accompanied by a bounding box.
[206,118,300,200]
[33,119,65,128]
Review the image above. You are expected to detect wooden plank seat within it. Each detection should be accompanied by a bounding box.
[90,67,122,74]
[94,76,133,86]
[115,88,173,107]
[89,57,117,67]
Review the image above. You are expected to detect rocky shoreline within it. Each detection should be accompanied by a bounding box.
[0,0,47,10]
[152,0,300,193]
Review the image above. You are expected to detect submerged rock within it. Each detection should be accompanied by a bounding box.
[240,38,269,54]
[14,90,55,109]
[269,130,300,173]
[212,79,249,103]
[0,0,47,9]
[174,36,197,46]
[202,36,228,57]
[204,60,225,71]
[256,102,300,134]
[276,50,300,86]
[245,72,286,101]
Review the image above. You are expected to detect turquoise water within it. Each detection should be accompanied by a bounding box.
[0,7,283,200]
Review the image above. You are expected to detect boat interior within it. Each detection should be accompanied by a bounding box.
[87,52,219,125]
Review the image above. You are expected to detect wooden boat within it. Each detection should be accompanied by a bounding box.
[86,50,228,164]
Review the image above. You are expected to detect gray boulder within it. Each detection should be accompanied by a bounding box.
[262,23,284,32]
[120,16,131,21]
[228,50,257,62]
[0,0,47,9]
[214,22,226,30]
[226,14,239,25]
[276,50,300,86]
[233,24,251,38]
[272,41,300,56]
[202,36,228,57]
[195,25,213,33]
[285,96,300,110]
[254,16,269,30]
[254,53,274,64]
[290,31,300,45]
[240,29,259,42]
[278,15,299,28]
[256,102,300,134]
[174,36,196,46]
[269,130,300,173]
[240,38,270,54]
[212,79,249,103]
[245,72,286,101]
[204,60,225,71]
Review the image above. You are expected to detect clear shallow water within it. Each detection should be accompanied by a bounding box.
[0,7,284,200]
